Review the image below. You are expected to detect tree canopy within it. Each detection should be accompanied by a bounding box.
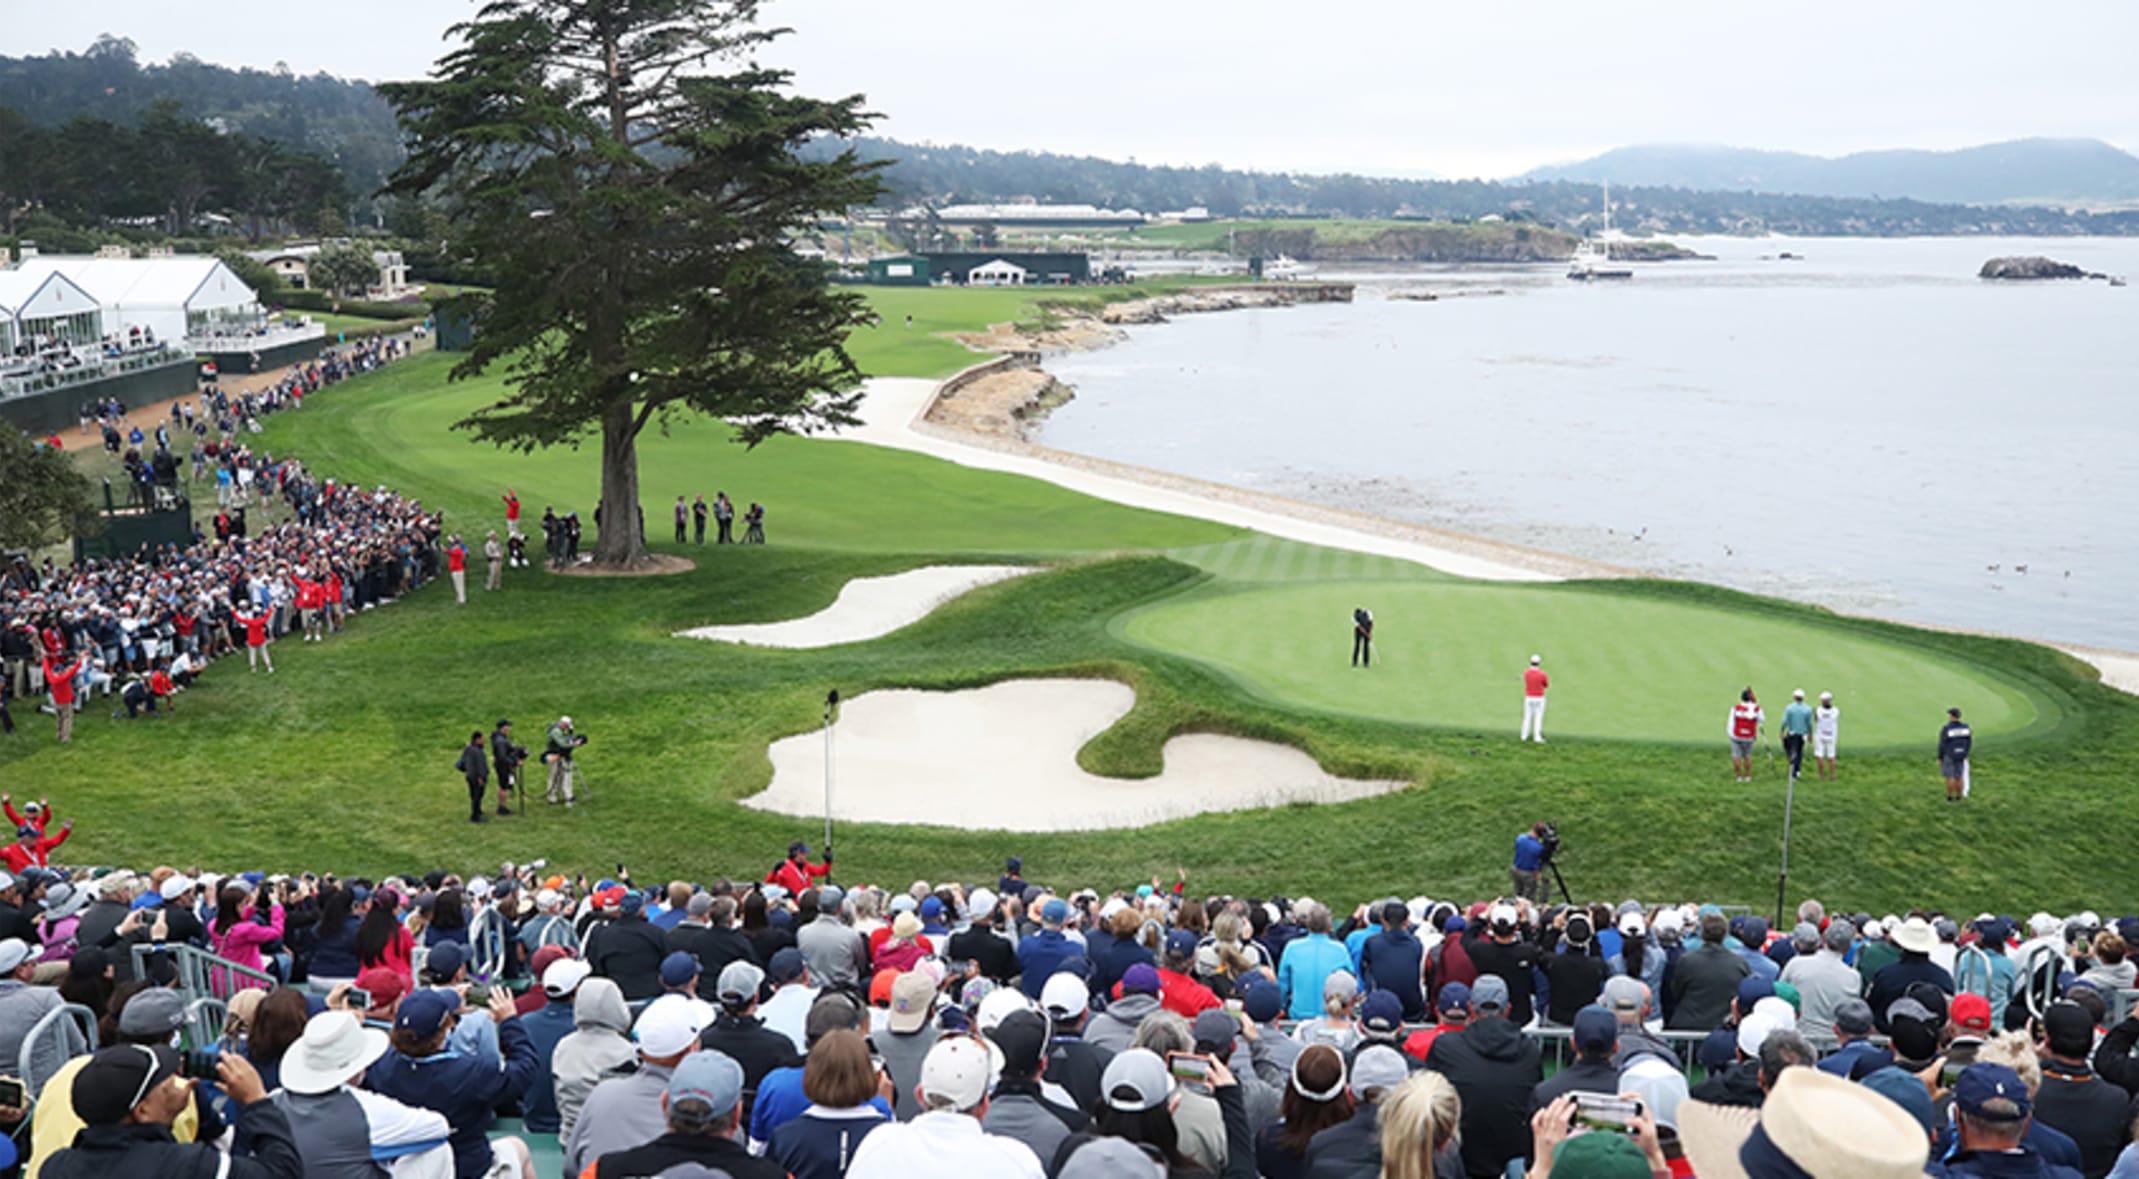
[380,0,882,567]
[0,430,100,553]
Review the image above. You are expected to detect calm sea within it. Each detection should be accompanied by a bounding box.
[1040,236,2139,650]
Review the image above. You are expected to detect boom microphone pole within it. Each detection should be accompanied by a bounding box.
[1775,769,1797,929]
[822,689,839,872]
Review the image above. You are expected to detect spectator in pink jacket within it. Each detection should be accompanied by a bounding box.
[209,882,284,992]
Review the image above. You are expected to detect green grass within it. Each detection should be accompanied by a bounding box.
[1120,580,2043,747]
[5,288,2131,912]
[847,277,1240,378]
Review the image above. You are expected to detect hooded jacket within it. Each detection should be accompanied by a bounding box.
[547,977,636,1144]
[1083,991,1161,1055]
[1424,1016,1543,1179]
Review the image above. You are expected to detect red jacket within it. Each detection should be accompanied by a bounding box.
[1157,969,1221,1018]
[1,826,69,871]
[765,857,830,895]
[42,655,82,705]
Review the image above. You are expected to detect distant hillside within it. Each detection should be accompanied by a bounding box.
[1520,139,2139,206]
[0,39,402,208]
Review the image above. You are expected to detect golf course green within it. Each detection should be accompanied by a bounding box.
[1120,580,2042,747]
[13,284,2128,910]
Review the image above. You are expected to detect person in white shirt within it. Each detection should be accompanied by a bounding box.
[845,1035,1044,1179]
[1812,692,1841,779]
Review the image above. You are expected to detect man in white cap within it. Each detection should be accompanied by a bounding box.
[1812,691,1841,779]
[564,993,709,1175]
[845,1036,1044,1177]
[274,1010,454,1177]
[1521,654,1550,743]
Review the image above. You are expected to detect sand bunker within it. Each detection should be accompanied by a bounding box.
[675,565,1034,649]
[747,678,1406,831]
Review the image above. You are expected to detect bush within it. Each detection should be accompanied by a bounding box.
[271,289,428,319]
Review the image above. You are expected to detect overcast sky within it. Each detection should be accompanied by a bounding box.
[15,0,2139,178]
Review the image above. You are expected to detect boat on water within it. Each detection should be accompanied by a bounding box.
[1261,254,1315,282]
[1567,182,1634,281]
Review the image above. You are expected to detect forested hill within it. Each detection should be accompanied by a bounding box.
[823,137,2139,237]
[1521,139,2139,207]
[0,39,402,207]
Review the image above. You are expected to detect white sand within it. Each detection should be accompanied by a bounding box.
[845,377,1572,582]
[675,565,1034,649]
[747,679,1405,831]
[2059,646,2139,696]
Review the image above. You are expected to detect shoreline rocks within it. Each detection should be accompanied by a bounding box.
[1100,283,1353,325]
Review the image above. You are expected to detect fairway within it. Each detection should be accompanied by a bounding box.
[1120,580,2041,746]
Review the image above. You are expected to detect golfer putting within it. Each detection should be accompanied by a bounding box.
[1351,606,1374,668]
[1728,687,1764,781]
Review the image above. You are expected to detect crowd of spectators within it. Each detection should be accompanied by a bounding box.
[0,841,2128,1178]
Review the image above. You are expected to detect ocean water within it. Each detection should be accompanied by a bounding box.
[1040,237,2139,650]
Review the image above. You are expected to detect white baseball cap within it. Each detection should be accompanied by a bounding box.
[160,875,195,901]
[633,994,708,1057]
[1792,688,1805,699]
[920,1036,999,1109]
[1042,973,1090,1020]
[542,958,592,999]
[1530,654,1541,664]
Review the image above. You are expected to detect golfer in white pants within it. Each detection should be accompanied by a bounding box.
[1521,654,1549,742]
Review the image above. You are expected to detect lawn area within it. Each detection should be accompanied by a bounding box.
[847,277,1240,378]
[5,286,2130,912]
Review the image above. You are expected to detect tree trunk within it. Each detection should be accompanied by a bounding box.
[592,396,649,567]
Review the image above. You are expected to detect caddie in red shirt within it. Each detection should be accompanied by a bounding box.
[232,604,273,674]
[41,650,85,743]
[502,488,523,538]
[1729,688,1764,782]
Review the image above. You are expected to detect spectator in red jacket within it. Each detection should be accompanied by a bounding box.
[2,794,51,836]
[232,605,273,674]
[446,537,468,605]
[2,818,73,873]
[42,649,85,743]
[765,842,830,895]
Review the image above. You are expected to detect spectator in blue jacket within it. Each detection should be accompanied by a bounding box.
[367,987,539,1179]
[1016,898,1085,999]
[1359,901,1427,1022]
[519,956,590,1135]
[1278,902,1352,1021]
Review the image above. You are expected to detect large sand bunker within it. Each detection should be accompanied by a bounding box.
[747,678,1406,831]
[675,565,1034,649]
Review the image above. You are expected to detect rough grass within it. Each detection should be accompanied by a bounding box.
[6,290,2132,914]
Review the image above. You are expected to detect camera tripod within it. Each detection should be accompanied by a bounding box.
[1539,850,1573,905]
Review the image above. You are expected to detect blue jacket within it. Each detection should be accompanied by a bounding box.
[1930,1146,2082,1179]
[1016,930,1085,998]
[369,1015,538,1179]
[519,999,577,1134]
[1090,937,1154,1004]
[1815,1039,1883,1078]
[749,1064,892,1145]
[1278,933,1351,1021]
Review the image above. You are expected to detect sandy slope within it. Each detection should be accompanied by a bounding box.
[675,565,1033,649]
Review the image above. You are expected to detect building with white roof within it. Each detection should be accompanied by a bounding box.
[13,255,266,345]
[0,269,102,356]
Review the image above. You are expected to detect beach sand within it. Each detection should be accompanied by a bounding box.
[675,565,1034,649]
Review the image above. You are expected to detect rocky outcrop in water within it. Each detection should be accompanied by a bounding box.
[1979,255,2097,280]
[1100,283,1353,325]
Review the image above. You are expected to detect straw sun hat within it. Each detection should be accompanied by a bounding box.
[1678,1067,1928,1179]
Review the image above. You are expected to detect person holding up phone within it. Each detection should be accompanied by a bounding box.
[38,1045,301,1179]
[1525,1091,1670,1179]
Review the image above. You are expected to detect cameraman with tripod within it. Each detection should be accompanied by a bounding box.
[490,719,526,817]
[544,715,587,808]
[1512,822,1553,902]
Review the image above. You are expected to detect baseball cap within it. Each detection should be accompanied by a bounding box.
[1619,910,1646,937]
[989,1009,1050,1074]
[1041,898,1070,926]
[118,988,188,1037]
[0,939,43,975]
[72,1044,182,1125]
[1192,1008,1241,1053]
[634,994,708,1057]
[1573,1006,1619,1056]
[1101,1047,1175,1112]
[1601,975,1645,1014]
[2042,1002,2094,1048]
[921,1035,998,1109]
[1737,976,1776,1009]
[1550,1132,1651,1179]
[1358,990,1404,1039]
[1164,928,1198,958]
[668,1049,745,1114]
[767,947,806,984]
[1736,1010,1783,1057]
[1489,903,1518,931]
[1471,974,1509,1014]
[1951,993,1993,1034]
[1833,997,1875,1035]
[717,960,765,1006]
[1437,982,1474,1017]
[394,990,456,1038]
[919,896,944,920]
[159,875,195,901]
[1042,973,1090,1020]
[1121,963,1161,995]
[1860,1066,1936,1135]
[619,892,645,916]
[1243,981,1285,1024]
[889,972,935,1033]
[1351,1045,1410,1094]
[543,957,592,999]
[355,966,409,1009]
[1954,1063,2032,1122]
[1058,1137,1167,1179]
[1323,969,1360,1005]
[425,941,467,980]
[686,893,715,918]
[817,885,845,912]
[660,951,699,989]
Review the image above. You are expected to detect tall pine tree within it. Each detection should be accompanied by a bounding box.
[381,0,881,567]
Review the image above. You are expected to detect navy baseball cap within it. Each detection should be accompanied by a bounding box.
[1737,976,1776,1009]
[425,941,466,979]
[620,891,644,916]
[660,951,699,988]
[1573,1006,1619,1056]
[1955,1063,2031,1121]
[1164,929,1198,958]
[1437,982,1473,1016]
[767,947,806,983]
[1242,981,1284,1023]
[1359,990,1404,1038]
[395,990,456,1038]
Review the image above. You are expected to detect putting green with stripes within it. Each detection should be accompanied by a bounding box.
[1122,544,2042,747]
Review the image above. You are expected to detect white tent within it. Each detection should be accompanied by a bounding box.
[969,258,1028,287]
[0,269,103,354]
[13,256,263,345]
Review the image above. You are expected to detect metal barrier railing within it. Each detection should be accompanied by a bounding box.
[18,1002,97,1097]
[131,943,277,1005]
